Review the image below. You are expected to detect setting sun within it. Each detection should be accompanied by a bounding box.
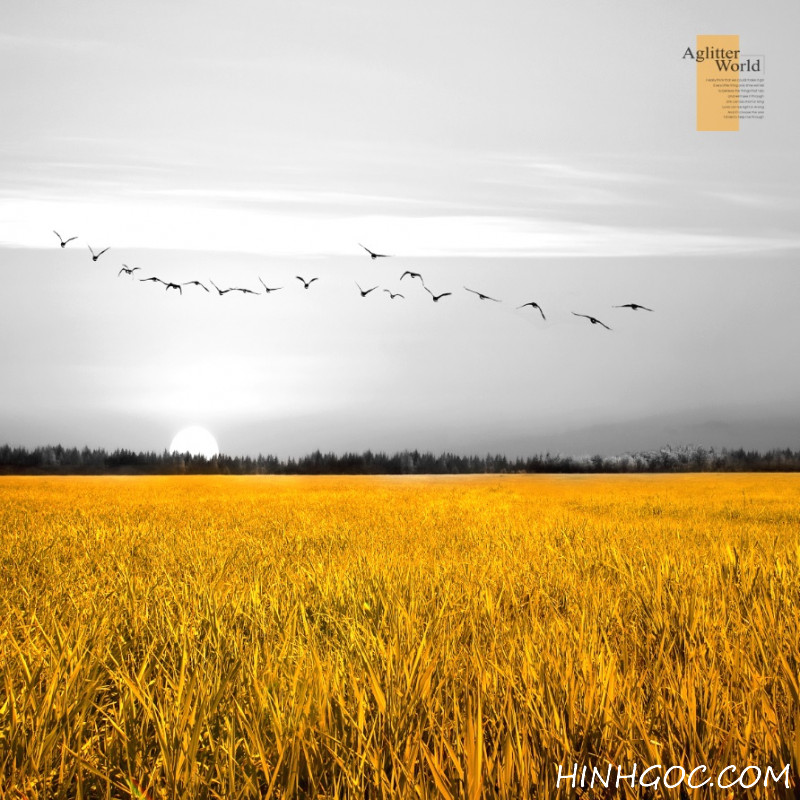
[169,426,220,458]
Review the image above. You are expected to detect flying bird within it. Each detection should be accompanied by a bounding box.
[87,245,110,262]
[209,280,232,295]
[572,312,611,330]
[359,243,392,259]
[53,231,77,248]
[425,287,452,303]
[228,287,260,295]
[383,290,404,299]
[118,264,140,277]
[356,282,378,297]
[464,287,500,302]
[258,278,283,293]
[517,301,546,320]
[614,303,654,312]
[182,280,209,292]
[296,276,318,289]
[400,270,425,284]
[211,281,259,295]
[139,276,181,293]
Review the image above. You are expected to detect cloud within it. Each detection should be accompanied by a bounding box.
[2,194,799,257]
[703,190,793,209]
[492,156,659,185]
[0,32,108,53]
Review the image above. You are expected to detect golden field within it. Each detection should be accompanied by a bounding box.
[1,474,799,799]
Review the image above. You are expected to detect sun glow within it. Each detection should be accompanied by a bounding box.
[169,426,220,459]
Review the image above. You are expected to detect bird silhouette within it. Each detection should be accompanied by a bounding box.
[464,287,500,302]
[118,264,140,277]
[230,287,260,295]
[517,301,546,320]
[425,287,452,303]
[53,231,77,248]
[182,280,209,292]
[614,303,654,312]
[258,278,283,293]
[356,282,378,297]
[139,276,181,293]
[209,280,235,295]
[399,270,424,284]
[296,276,319,289]
[87,245,110,262]
[383,290,404,299]
[359,243,392,259]
[572,312,611,330]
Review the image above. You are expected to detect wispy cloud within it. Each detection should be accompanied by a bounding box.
[2,196,798,257]
[703,190,793,209]
[0,32,108,53]
[491,155,660,185]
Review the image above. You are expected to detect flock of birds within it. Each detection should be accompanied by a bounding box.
[53,232,654,330]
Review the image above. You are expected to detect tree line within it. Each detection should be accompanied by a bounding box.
[1,443,799,475]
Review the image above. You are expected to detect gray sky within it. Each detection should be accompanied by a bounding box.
[1,0,798,457]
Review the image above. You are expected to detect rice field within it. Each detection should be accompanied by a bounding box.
[1,474,799,798]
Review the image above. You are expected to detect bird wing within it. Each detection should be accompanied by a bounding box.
[309,277,318,284]
[572,313,590,320]
[117,267,125,276]
[53,230,62,240]
[259,277,267,290]
[538,307,546,320]
[296,276,306,283]
[358,243,375,256]
[97,247,109,257]
[87,245,96,256]
[439,293,452,299]
[464,287,479,296]
[64,237,77,244]
[598,320,611,330]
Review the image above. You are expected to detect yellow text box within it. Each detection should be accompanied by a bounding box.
[697,34,739,131]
